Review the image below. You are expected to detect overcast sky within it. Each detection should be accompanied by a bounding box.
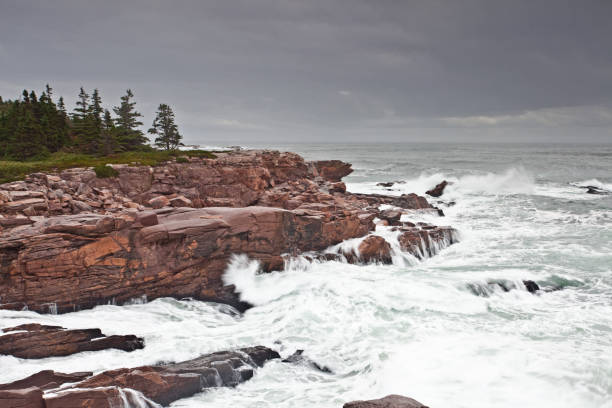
[1,0,611,144]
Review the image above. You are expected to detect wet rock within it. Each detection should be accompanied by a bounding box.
[0,324,144,359]
[523,280,540,293]
[344,395,429,408]
[398,226,457,259]
[69,346,279,406]
[282,350,333,374]
[44,386,158,408]
[376,182,395,188]
[0,370,92,391]
[0,387,44,408]
[426,180,448,197]
[585,186,609,195]
[357,236,393,264]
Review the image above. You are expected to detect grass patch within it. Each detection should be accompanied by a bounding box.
[0,150,216,183]
[175,156,189,163]
[93,164,119,178]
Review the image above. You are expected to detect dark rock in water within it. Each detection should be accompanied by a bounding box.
[0,324,144,359]
[435,207,445,216]
[0,387,44,408]
[282,350,333,374]
[426,180,448,198]
[377,182,395,188]
[586,186,609,195]
[467,279,541,297]
[522,280,540,293]
[0,370,92,391]
[344,394,429,408]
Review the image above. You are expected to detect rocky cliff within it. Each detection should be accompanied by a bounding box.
[0,150,455,314]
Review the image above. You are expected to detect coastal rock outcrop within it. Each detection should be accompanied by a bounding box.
[0,150,453,315]
[1,346,279,408]
[344,395,429,408]
[0,206,372,313]
[0,324,144,359]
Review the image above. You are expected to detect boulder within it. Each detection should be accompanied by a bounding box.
[313,160,353,182]
[357,236,392,264]
[0,324,144,359]
[148,195,170,209]
[344,394,429,408]
[169,195,193,207]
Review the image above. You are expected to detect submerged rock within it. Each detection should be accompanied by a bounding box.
[344,394,429,408]
[466,279,541,297]
[282,350,333,374]
[0,324,144,359]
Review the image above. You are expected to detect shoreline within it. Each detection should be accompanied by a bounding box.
[0,149,453,407]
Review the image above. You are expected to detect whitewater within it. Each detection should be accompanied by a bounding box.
[1,143,611,408]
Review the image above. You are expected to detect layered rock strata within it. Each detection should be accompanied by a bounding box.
[0,324,144,359]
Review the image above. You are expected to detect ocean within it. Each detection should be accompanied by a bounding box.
[1,143,611,408]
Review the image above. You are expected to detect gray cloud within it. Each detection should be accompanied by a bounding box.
[1,0,611,143]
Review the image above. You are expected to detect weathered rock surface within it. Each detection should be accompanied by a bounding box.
[426,180,449,197]
[0,150,452,314]
[344,394,429,408]
[0,206,372,313]
[1,346,279,408]
[0,324,144,359]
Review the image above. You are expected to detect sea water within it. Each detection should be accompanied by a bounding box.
[1,143,611,408]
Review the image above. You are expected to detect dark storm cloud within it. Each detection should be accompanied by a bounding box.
[1,0,611,142]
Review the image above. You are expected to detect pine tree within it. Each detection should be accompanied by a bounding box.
[102,109,117,155]
[113,89,147,150]
[148,104,182,151]
[73,87,89,120]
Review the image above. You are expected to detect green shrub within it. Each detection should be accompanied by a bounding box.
[93,164,119,178]
[176,156,189,163]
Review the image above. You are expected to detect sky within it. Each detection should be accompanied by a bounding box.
[1,0,611,144]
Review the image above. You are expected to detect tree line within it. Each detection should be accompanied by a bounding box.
[0,85,183,160]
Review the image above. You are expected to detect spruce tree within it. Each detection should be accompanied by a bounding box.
[113,89,146,150]
[102,109,117,155]
[148,104,182,151]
